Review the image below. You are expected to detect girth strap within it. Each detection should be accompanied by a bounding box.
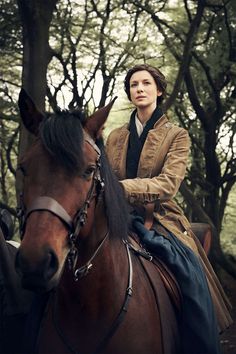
[127,235,182,313]
[93,241,133,354]
[138,255,181,353]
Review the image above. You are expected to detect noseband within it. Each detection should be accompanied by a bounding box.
[17,133,105,278]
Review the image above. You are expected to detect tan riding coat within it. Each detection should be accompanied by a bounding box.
[106,114,232,332]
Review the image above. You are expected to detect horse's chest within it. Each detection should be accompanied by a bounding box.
[37,303,66,354]
[36,259,180,354]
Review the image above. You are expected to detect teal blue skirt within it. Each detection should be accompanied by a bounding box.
[133,216,221,354]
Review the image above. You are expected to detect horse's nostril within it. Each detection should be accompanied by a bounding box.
[44,250,59,280]
[15,249,59,282]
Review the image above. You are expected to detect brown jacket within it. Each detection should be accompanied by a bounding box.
[106,114,232,331]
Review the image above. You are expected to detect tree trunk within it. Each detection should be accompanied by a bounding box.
[16,0,58,202]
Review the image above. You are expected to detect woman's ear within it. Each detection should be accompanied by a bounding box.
[157,90,163,97]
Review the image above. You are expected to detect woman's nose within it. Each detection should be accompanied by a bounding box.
[137,85,144,92]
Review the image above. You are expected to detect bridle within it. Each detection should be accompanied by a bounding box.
[17,131,134,354]
[17,132,106,279]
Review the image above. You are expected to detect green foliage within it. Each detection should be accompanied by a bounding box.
[0,0,235,257]
[221,184,236,256]
[0,0,21,52]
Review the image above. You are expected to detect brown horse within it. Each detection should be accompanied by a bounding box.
[15,89,181,354]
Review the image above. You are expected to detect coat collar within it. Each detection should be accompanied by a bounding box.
[111,115,172,179]
[125,114,168,130]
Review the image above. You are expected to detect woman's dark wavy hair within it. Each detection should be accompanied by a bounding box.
[124,64,167,104]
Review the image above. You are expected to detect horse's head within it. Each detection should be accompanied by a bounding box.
[15,89,117,292]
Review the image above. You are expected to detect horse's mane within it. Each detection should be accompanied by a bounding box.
[97,139,129,239]
[39,110,86,173]
[39,110,129,239]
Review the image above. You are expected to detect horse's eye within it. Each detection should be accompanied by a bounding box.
[82,165,96,179]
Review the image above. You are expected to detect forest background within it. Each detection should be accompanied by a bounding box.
[0,0,236,279]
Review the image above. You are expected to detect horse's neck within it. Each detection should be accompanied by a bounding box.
[54,233,128,345]
[75,198,110,263]
[38,201,142,353]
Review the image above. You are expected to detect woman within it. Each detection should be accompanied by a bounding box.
[106,64,232,353]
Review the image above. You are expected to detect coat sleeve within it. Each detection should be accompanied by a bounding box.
[120,128,190,204]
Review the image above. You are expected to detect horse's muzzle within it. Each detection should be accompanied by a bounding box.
[15,248,59,293]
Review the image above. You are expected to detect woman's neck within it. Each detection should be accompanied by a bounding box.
[136,105,157,125]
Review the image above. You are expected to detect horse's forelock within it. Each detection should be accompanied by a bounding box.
[39,110,85,173]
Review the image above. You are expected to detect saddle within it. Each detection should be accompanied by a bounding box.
[128,234,182,309]
[128,234,182,353]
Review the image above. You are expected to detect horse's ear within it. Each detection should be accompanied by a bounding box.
[18,88,45,136]
[84,97,117,140]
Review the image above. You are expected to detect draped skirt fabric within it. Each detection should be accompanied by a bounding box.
[133,217,222,354]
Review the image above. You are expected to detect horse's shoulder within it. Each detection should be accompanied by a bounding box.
[127,234,181,353]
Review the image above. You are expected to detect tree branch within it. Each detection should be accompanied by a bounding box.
[180,180,214,227]
[164,0,206,110]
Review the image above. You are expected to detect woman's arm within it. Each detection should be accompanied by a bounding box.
[121,128,190,205]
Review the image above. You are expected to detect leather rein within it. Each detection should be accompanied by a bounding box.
[17,132,134,354]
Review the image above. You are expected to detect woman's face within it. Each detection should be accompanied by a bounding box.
[129,70,162,110]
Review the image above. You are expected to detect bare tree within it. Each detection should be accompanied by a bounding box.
[16,0,58,201]
[129,0,236,272]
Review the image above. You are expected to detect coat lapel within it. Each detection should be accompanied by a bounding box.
[110,124,130,180]
[109,115,172,180]
[138,115,172,177]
